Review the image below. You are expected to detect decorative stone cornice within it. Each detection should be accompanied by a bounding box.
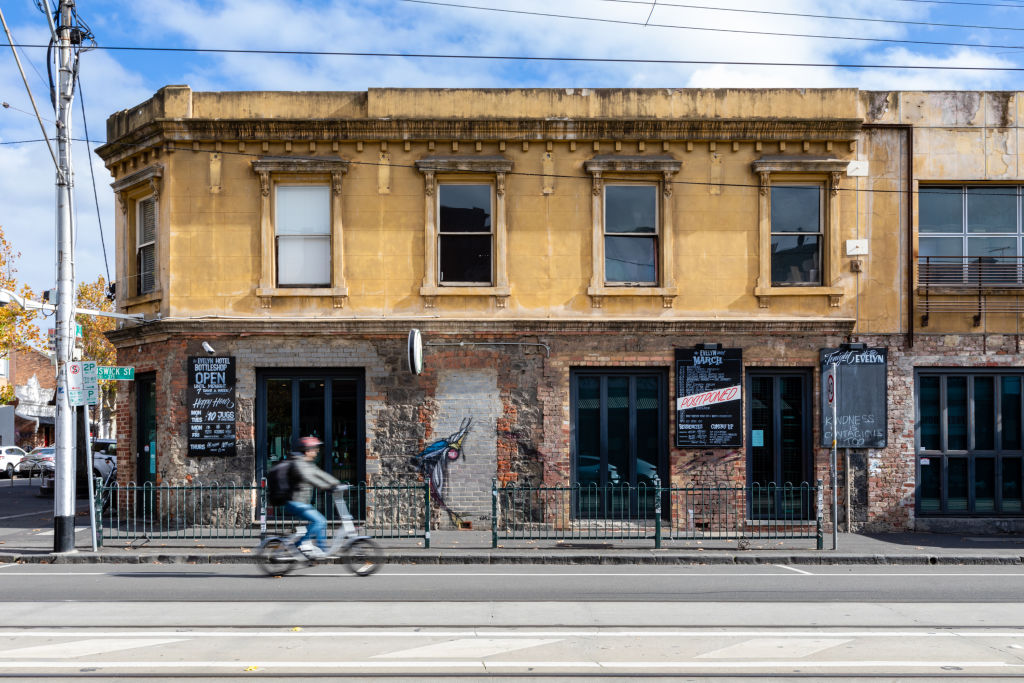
[414,155,513,174]
[584,155,682,175]
[110,163,163,199]
[251,156,349,175]
[751,155,850,175]
[96,119,863,165]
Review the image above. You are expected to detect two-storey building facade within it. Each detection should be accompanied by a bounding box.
[97,87,1024,532]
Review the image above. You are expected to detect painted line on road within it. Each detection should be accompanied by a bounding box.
[2,569,1024,578]
[775,564,813,575]
[1,638,185,659]
[0,510,52,522]
[1,629,1022,638]
[0,659,1011,670]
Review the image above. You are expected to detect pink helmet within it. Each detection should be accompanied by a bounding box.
[299,436,323,450]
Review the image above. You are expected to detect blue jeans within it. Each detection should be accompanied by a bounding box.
[285,501,327,550]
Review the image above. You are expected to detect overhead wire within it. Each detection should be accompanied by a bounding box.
[396,0,1024,52]
[0,42,1022,71]
[590,0,1024,33]
[78,79,109,282]
[0,8,58,172]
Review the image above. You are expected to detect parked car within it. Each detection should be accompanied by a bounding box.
[39,439,118,496]
[0,446,27,478]
[17,447,55,477]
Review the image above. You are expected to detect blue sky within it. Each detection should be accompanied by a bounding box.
[2,0,1024,307]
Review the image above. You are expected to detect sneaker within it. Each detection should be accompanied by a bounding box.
[298,543,326,559]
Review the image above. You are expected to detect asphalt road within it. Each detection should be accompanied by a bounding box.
[1,563,1023,680]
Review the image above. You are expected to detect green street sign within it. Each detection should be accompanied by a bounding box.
[98,365,135,381]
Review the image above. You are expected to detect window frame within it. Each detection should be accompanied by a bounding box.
[436,181,495,287]
[252,157,350,308]
[915,368,1024,517]
[769,182,825,287]
[918,184,1024,288]
[583,155,681,308]
[602,183,660,287]
[752,156,849,307]
[273,183,333,289]
[415,156,512,307]
[111,163,164,306]
[135,194,158,296]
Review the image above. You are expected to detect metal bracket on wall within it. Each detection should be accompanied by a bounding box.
[424,341,551,357]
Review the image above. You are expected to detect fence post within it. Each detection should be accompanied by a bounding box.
[94,480,104,548]
[653,475,662,549]
[258,478,267,541]
[423,479,431,549]
[816,479,824,550]
[491,478,498,549]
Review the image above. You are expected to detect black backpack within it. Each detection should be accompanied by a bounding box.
[266,460,296,506]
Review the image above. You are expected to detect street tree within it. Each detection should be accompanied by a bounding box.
[76,275,116,436]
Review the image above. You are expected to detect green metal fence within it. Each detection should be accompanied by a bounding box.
[95,480,431,547]
[492,479,823,549]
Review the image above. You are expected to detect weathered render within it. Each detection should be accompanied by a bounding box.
[98,88,1024,532]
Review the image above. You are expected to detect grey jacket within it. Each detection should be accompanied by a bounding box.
[288,455,341,503]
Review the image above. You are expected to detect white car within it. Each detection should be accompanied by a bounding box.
[0,446,27,478]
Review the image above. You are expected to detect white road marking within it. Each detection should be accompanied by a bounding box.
[33,528,89,537]
[0,511,53,522]
[0,629,1019,638]
[0,638,185,659]
[0,659,1010,670]
[775,564,813,575]
[375,638,561,659]
[698,637,851,659]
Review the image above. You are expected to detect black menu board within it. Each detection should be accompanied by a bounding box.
[675,347,743,448]
[819,347,888,449]
[187,356,237,456]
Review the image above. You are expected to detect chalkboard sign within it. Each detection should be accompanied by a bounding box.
[187,356,237,457]
[819,347,887,449]
[676,347,743,448]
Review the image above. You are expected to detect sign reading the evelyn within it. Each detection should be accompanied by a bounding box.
[675,347,743,448]
[186,356,237,457]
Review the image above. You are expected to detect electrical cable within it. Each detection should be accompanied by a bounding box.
[396,0,1024,52]
[2,42,1022,71]
[590,0,1024,33]
[77,79,110,282]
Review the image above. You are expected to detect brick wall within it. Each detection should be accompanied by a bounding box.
[10,348,55,389]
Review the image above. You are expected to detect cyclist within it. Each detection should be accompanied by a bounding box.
[285,436,341,559]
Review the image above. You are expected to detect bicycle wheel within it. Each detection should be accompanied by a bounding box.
[256,537,299,577]
[344,538,382,576]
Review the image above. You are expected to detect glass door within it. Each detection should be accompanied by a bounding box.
[747,370,812,520]
[257,370,364,512]
[572,370,666,519]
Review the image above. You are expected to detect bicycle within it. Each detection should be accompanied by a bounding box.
[256,484,382,577]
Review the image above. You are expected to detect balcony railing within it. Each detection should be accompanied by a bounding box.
[918,257,1024,326]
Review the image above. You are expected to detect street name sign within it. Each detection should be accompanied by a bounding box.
[98,365,135,381]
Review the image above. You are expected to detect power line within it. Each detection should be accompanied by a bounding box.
[77,80,109,282]
[397,0,1024,51]
[591,0,1024,33]
[1,43,1022,71]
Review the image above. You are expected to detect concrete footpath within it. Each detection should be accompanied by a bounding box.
[3,478,1024,566]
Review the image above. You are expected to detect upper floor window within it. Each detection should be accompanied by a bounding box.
[252,157,349,307]
[275,185,331,287]
[583,155,681,308]
[770,184,823,286]
[752,155,848,307]
[919,186,1024,288]
[415,156,512,307]
[111,163,163,303]
[438,184,493,285]
[136,195,157,295]
[604,184,658,285]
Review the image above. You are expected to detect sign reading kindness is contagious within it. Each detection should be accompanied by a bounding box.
[187,356,237,457]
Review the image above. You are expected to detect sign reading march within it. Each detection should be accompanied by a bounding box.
[675,347,743,448]
[819,347,888,449]
[187,356,237,457]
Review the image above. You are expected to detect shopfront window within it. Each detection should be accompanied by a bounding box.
[917,371,1024,515]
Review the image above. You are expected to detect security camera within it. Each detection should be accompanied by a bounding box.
[201,341,216,356]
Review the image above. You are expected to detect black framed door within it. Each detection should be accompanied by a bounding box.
[571,369,668,519]
[256,369,365,501]
[135,373,157,515]
[746,369,813,520]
